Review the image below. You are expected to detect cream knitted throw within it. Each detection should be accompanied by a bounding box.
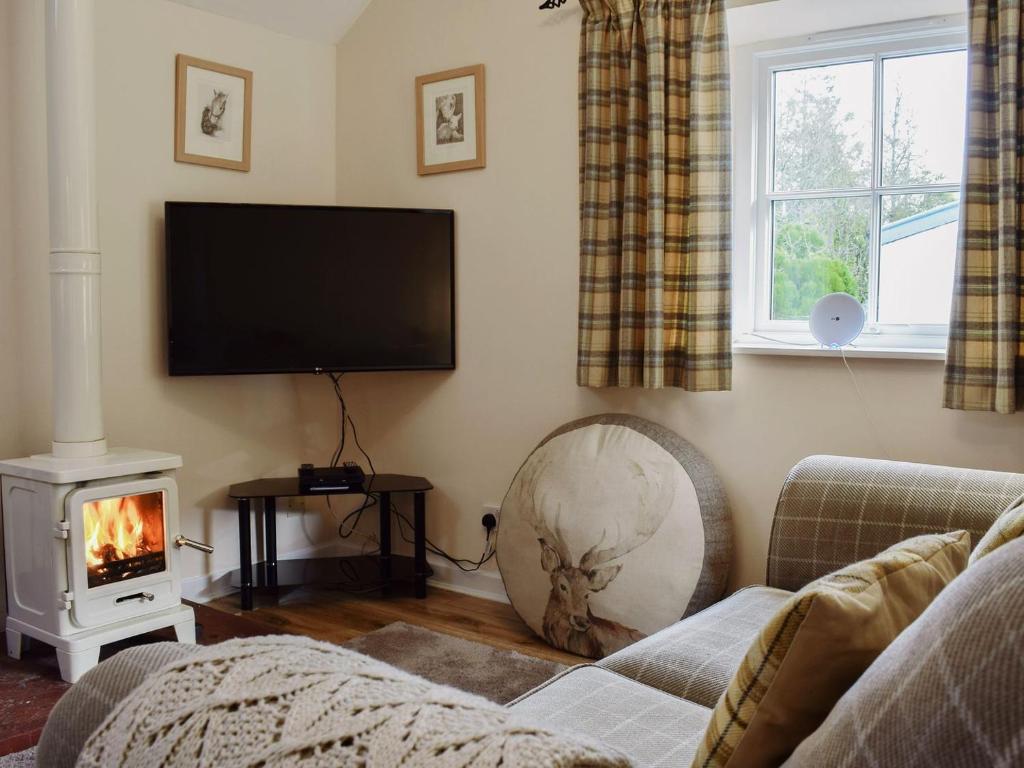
[76,636,629,768]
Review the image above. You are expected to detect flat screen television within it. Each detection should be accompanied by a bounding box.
[165,202,455,375]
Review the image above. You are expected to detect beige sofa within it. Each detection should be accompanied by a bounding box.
[510,455,1024,766]
[38,455,1024,767]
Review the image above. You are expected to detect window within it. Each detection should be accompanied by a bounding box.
[749,26,967,350]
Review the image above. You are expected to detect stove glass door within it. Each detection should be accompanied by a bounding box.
[65,477,178,628]
[82,490,167,588]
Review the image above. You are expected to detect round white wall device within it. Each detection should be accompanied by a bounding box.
[809,293,866,348]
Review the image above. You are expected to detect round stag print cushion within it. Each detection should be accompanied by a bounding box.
[496,414,731,658]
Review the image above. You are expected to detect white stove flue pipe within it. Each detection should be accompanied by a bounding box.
[46,0,106,458]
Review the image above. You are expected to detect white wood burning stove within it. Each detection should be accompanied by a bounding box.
[1,0,212,683]
[1,451,201,682]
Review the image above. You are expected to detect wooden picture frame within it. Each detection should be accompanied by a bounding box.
[175,54,253,172]
[416,64,486,175]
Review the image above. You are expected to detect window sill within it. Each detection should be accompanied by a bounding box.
[733,333,946,361]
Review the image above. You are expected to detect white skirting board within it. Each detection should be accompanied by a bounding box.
[181,539,508,605]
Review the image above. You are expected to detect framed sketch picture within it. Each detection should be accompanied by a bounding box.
[416,64,486,175]
[175,54,252,171]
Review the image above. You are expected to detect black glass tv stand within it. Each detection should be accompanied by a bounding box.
[227,474,433,610]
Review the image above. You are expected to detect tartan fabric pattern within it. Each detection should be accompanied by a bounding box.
[598,586,791,708]
[767,455,1024,592]
[510,665,711,767]
[943,0,1024,414]
[694,531,970,768]
[969,491,1024,564]
[785,536,1024,768]
[577,0,732,390]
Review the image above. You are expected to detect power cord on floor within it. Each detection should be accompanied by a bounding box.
[328,372,348,468]
[325,372,378,543]
[321,494,380,556]
[332,556,390,594]
[322,373,496,572]
[391,503,496,572]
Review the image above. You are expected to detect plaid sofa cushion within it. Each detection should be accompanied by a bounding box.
[598,586,790,708]
[784,535,1024,768]
[693,531,970,768]
[969,492,1024,565]
[510,665,712,767]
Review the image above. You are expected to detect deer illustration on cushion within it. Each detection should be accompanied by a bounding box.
[519,458,673,657]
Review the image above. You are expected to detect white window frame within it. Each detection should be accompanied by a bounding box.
[734,17,967,358]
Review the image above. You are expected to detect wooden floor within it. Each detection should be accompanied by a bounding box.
[207,585,587,667]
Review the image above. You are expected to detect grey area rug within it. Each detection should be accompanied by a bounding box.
[341,621,565,704]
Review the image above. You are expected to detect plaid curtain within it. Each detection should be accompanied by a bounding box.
[577,0,732,390]
[944,0,1024,414]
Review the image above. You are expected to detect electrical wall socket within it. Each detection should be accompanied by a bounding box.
[481,503,500,530]
[284,497,306,516]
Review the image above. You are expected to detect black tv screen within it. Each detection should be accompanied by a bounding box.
[165,202,455,375]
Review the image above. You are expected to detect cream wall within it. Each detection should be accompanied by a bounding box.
[3,0,1020,605]
[335,0,1024,591]
[6,0,341,593]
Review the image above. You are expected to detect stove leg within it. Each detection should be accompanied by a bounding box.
[56,645,101,684]
[5,628,22,660]
[173,614,196,645]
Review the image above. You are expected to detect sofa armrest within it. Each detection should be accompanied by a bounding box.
[767,455,1024,592]
[36,642,202,768]
[68,636,628,768]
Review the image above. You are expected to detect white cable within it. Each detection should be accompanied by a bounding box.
[747,332,819,347]
[840,348,892,460]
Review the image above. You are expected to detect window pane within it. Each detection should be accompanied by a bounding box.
[773,61,873,192]
[881,51,967,186]
[771,197,871,320]
[878,192,960,325]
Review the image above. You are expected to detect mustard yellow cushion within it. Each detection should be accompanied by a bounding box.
[970,494,1024,565]
[692,530,971,768]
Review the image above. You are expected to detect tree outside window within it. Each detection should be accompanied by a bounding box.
[765,50,965,325]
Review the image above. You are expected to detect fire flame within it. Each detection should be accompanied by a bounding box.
[83,494,163,568]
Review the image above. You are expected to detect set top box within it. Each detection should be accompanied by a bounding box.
[298,463,367,493]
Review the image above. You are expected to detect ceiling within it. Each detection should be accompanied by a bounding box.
[166,0,967,51]
[166,0,373,44]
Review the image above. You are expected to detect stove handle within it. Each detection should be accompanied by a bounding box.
[174,535,214,554]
